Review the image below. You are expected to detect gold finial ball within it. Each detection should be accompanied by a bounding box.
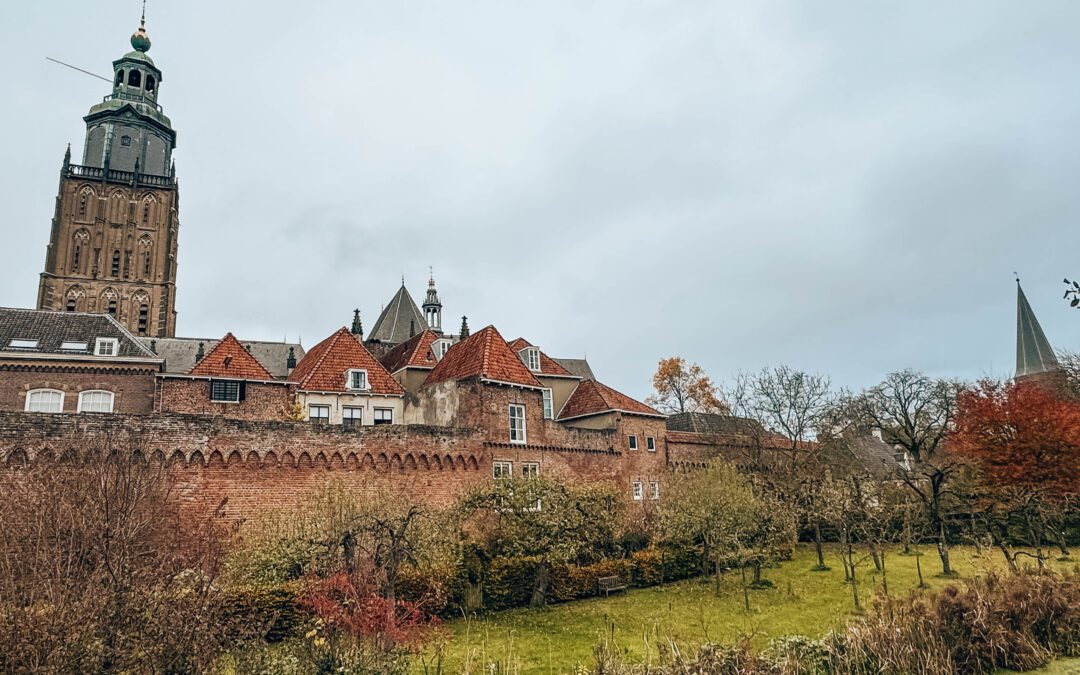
[131,25,151,52]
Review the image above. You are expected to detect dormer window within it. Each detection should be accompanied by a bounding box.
[8,339,39,350]
[521,347,541,372]
[94,338,119,357]
[433,339,453,360]
[346,369,369,391]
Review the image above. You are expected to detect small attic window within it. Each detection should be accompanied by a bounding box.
[60,341,89,351]
[8,339,39,350]
[120,136,132,147]
[128,70,141,87]
[521,347,541,372]
[346,369,369,391]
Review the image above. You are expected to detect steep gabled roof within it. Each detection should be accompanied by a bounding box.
[1016,282,1060,378]
[380,329,441,374]
[290,328,404,395]
[141,336,303,377]
[558,379,664,421]
[507,338,577,378]
[188,333,275,380]
[425,325,543,389]
[553,357,595,380]
[0,307,158,361]
[368,283,428,344]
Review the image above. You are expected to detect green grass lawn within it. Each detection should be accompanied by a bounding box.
[418,545,1077,674]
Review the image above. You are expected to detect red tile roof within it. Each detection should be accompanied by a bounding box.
[425,325,543,389]
[558,379,664,421]
[380,329,440,374]
[188,332,275,380]
[507,338,576,377]
[290,328,404,395]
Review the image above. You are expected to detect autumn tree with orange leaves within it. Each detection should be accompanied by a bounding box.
[646,357,728,415]
[951,378,1080,567]
[952,379,1080,496]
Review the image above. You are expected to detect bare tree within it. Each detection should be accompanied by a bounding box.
[849,370,962,576]
[727,365,835,478]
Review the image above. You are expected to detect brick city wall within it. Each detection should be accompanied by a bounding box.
[0,363,157,413]
[0,410,686,525]
[155,377,295,421]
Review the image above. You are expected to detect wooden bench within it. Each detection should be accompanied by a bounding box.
[597,575,627,597]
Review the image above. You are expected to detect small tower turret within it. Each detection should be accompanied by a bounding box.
[423,270,443,335]
[351,308,363,339]
[459,315,470,339]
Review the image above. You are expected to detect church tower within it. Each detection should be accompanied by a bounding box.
[36,14,180,337]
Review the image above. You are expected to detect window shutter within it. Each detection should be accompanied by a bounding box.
[239,381,247,401]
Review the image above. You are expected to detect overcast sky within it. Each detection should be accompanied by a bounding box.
[1,1,1077,400]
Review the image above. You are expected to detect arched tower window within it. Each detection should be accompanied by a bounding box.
[128,70,141,87]
[141,195,157,224]
[116,69,125,87]
[71,230,89,274]
[65,285,85,312]
[77,187,95,219]
[101,288,119,317]
[139,234,153,278]
[146,75,156,93]
[108,191,127,224]
[132,292,151,335]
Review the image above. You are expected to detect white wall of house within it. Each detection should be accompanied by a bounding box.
[297,391,404,425]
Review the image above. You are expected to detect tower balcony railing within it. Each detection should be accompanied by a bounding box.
[102,91,164,113]
[65,163,176,188]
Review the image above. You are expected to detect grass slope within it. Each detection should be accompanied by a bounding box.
[420,545,1076,674]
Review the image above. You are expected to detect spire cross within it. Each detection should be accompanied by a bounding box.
[141,0,147,26]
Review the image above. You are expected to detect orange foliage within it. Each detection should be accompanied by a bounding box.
[951,379,1080,495]
[646,356,728,415]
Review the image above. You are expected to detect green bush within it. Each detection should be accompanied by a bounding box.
[550,559,633,602]
[484,556,541,610]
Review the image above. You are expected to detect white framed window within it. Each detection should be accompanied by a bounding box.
[309,405,330,424]
[8,339,40,350]
[374,408,393,425]
[521,461,540,478]
[542,389,554,420]
[521,347,541,372]
[493,460,513,479]
[25,389,64,413]
[77,390,114,413]
[342,406,362,427]
[646,436,656,452]
[632,481,644,501]
[628,435,638,451]
[509,404,527,444]
[433,339,453,360]
[60,341,88,351]
[649,481,660,500]
[94,337,119,357]
[209,380,241,403]
[346,369,369,391]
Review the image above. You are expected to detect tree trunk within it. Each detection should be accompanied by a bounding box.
[847,544,860,611]
[937,522,953,576]
[813,521,827,570]
[530,561,549,608]
[714,551,722,597]
[870,544,882,572]
[879,550,888,596]
[752,559,762,584]
[914,541,925,588]
[739,564,750,611]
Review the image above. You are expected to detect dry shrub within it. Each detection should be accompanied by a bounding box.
[0,444,245,673]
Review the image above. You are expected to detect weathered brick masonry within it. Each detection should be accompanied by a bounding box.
[0,363,157,414]
[0,411,651,525]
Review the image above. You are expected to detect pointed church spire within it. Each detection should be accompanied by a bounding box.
[62,144,71,169]
[351,308,363,338]
[1016,281,1060,378]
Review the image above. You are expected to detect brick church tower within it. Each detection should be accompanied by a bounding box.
[37,15,179,337]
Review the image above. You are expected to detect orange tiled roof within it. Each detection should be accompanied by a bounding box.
[188,332,275,380]
[380,329,440,374]
[425,325,543,389]
[290,328,404,395]
[507,338,576,377]
[558,379,663,421]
